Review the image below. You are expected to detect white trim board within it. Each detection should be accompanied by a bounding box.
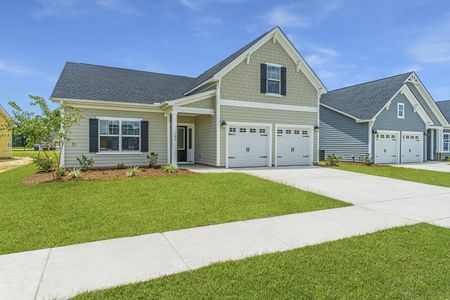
[172,107,214,115]
[221,99,318,113]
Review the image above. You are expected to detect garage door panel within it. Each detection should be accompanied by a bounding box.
[228,126,270,168]
[276,127,312,166]
[401,132,423,163]
[375,132,399,164]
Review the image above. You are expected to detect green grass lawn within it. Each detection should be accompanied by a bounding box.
[325,162,450,188]
[12,147,59,159]
[0,165,348,254]
[73,223,450,299]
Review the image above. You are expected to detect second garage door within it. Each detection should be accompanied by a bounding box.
[228,125,270,168]
[401,132,423,163]
[276,126,312,166]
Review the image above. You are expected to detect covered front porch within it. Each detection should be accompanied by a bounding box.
[166,106,216,166]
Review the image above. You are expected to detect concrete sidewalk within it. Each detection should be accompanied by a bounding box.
[1,167,450,299]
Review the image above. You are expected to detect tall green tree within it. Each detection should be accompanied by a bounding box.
[2,95,82,178]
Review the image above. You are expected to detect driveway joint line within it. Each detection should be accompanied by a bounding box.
[33,248,52,300]
[242,220,293,248]
[161,233,191,271]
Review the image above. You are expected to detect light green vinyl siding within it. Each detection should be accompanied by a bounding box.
[220,106,318,166]
[195,115,216,165]
[220,39,317,107]
[64,107,168,168]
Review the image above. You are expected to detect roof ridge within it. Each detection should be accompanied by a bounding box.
[65,61,195,80]
[327,71,414,93]
[437,99,450,103]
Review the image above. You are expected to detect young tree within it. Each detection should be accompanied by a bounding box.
[2,95,82,178]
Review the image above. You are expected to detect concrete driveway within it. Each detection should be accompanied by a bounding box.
[389,161,450,173]
[243,166,450,224]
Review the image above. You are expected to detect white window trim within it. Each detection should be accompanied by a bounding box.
[397,103,405,119]
[444,134,450,152]
[97,117,142,154]
[266,63,282,95]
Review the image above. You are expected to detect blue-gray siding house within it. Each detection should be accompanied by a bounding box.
[320,72,450,164]
[436,100,450,158]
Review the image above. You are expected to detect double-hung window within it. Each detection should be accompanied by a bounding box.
[267,64,281,94]
[397,103,405,119]
[99,119,140,152]
[444,134,450,152]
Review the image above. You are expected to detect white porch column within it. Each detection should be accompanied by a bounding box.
[171,110,178,166]
[431,129,434,160]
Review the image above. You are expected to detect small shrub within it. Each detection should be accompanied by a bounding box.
[77,155,94,171]
[116,163,126,169]
[445,156,450,162]
[161,164,177,173]
[126,166,140,177]
[69,168,81,179]
[363,154,374,166]
[56,168,65,177]
[327,154,341,166]
[33,156,54,172]
[146,152,159,168]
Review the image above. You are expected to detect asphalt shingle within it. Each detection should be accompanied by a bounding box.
[320,72,413,120]
[436,100,450,123]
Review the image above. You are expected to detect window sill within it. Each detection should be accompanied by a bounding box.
[96,151,144,155]
[265,93,283,98]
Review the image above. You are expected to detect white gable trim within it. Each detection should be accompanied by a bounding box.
[372,84,434,126]
[187,27,326,95]
[163,89,216,107]
[404,72,450,127]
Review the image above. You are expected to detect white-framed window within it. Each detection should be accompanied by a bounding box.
[444,134,450,152]
[267,64,281,94]
[397,103,405,119]
[99,119,140,152]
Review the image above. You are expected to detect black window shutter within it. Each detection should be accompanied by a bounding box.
[260,64,267,93]
[141,121,149,152]
[281,67,287,96]
[89,119,98,153]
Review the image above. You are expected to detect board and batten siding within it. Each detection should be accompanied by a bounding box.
[64,107,168,168]
[220,106,318,166]
[194,115,216,165]
[220,39,317,107]
[319,106,369,162]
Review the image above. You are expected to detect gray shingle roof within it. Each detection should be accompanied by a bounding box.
[436,100,450,123]
[51,28,275,104]
[321,72,413,120]
[51,62,196,104]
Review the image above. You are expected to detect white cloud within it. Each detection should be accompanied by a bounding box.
[31,0,139,18]
[409,18,450,64]
[305,47,338,68]
[0,60,35,76]
[180,0,248,10]
[262,6,307,28]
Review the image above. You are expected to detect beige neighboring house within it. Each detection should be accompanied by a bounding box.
[51,27,326,168]
[0,105,12,159]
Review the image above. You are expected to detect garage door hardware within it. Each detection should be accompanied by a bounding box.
[260,156,268,158]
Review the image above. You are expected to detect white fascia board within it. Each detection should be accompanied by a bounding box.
[164,90,216,107]
[211,27,326,93]
[407,72,450,127]
[172,107,214,115]
[400,85,434,125]
[319,103,361,121]
[222,99,318,113]
[52,98,164,113]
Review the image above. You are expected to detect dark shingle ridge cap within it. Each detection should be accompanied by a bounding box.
[438,99,450,103]
[64,61,195,80]
[327,71,414,93]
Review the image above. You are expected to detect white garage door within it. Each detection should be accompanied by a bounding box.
[276,126,312,166]
[228,125,270,168]
[401,132,423,163]
[375,132,399,164]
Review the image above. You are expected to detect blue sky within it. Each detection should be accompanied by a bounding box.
[1,0,450,114]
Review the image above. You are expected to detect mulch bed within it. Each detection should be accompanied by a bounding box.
[22,167,193,186]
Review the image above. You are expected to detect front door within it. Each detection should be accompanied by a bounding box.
[177,126,187,162]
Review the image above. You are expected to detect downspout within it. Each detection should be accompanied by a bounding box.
[215,80,221,166]
[316,88,322,163]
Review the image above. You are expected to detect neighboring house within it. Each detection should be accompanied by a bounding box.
[0,105,12,159]
[51,27,325,168]
[320,72,450,164]
[436,100,450,158]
